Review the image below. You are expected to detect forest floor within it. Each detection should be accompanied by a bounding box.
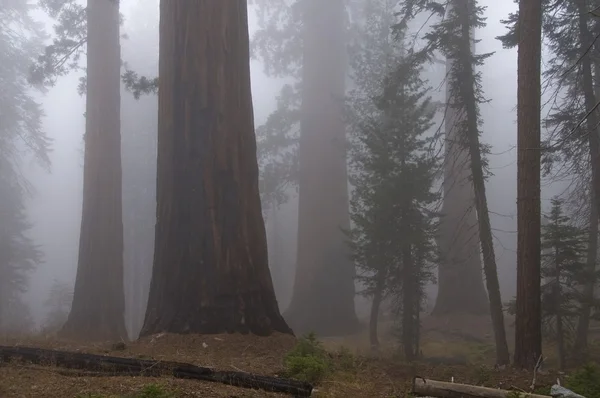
[0,314,597,397]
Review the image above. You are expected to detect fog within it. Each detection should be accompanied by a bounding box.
[14,0,564,329]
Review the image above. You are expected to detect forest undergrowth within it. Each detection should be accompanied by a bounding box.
[1,317,599,397]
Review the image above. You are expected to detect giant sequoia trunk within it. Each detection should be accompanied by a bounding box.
[61,0,127,341]
[514,0,543,370]
[284,0,359,336]
[432,19,488,317]
[140,1,291,336]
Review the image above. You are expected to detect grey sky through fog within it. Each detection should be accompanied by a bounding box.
[21,0,560,325]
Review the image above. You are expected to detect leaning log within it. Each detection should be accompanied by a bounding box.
[412,377,551,398]
[0,345,313,397]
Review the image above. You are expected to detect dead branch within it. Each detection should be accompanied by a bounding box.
[412,377,551,398]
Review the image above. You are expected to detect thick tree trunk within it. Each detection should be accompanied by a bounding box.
[514,0,543,370]
[433,10,488,316]
[572,1,600,359]
[369,270,386,351]
[285,0,359,336]
[61,0,127,341]
[140,1,291,336]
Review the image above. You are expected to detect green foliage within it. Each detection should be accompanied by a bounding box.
[347,0,439,360]
[135,384,174,398]
[76,384,175,398]
[0,0,50,333]
[563,363,600,397]
[283,332,332,383]
[540,198,588,339]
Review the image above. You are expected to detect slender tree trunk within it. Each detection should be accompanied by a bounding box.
[554,258,565,370]
[449,0,510,366]
[140,0,291,336]
[433,3,488,317]
[573,170,599,361]
[514,0,543,370]
[285,0,359,336]
[369,270,386,351]
[402,244,416,362]
[60,0,127,341]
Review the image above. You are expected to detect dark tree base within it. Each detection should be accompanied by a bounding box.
[60,313,129,342]
[283,305,362,338]
[0,345,312,397]
[141,290,293,337]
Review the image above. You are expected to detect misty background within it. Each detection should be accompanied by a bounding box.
[21,0,561,328]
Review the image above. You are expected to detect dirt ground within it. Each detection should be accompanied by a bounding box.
[0,316,584,397]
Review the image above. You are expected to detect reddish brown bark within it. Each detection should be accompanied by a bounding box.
[140,0,290,336]
[60,0,127,341]
[514,0,543,370]
[284,0,359,336]
[572,0,600,359]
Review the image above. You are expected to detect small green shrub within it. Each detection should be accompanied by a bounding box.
[334,346,357,372]
[283,332,332,384]
[563,363,600,397]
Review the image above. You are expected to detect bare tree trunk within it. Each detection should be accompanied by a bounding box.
[514,0,543,370]
[140,1,291,336]
[573,178,599,361]
[61,0,127,341]
[402,244,416,362]
[449,0,510,366]
[369,270,386,351]
[433,24,488,315]
[554,268,566,370]
[285,0,359,336]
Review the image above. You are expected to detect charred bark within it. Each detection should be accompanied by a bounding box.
[285,0,359,336]
[514,0,543,370]
[140,1,291,336]
[61,0,127,341]
[0,346,312,396]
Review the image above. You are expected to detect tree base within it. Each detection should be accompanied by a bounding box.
[283,305,362,337]
[140,290,293,337]
[60,312,128,342]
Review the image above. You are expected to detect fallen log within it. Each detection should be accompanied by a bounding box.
[0,345,313,397]
[412,377,551,398]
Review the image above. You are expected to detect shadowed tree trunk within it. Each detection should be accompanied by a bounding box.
[284,0,359,336]
[140,0,291,336]
[61,0,127,341]
[369,270,386,351]
[572,0,600,358]
[432,20,488,317]
[514,0,543,370]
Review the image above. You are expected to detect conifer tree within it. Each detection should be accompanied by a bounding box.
[347,0,439,357]
[0,0,51,333]
[540,198,588,369]
[498,0,600,360]
[398,0,510,365]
